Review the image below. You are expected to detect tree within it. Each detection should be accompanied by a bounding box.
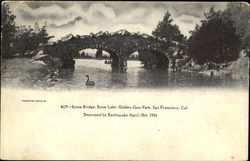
[139,51,169,70]
[1,3,53,57]
[224,2,250,53]
[139,11,186,70]
[187,7,241,64]
[1,3,16,57]
[13,22,53,54]
[152,11,186,44]
[32,22,53,45]
[95,49,103,58]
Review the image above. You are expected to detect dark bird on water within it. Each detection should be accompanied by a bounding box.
[85,75,95,86]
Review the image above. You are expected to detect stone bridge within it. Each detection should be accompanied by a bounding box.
[40,30,178,72]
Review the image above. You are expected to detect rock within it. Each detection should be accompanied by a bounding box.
[30,50,35,56]
[223,71,232,77]
[95,31,103,36]
[33,50,48,60]
[13,53,21,57]
[219,62,229,69]
[24,50,31,56]
[103,31,109,35]
[89,33,95,37]
[130,32,137,35]
[115,29,129,35]
[193,65,202,71]
[239,49,248,58]
[38,43,44,47]
[37,50,44,55]
[47,78,52,82]
[162,38,167,41]
[60,34,74,41]
[182,55,189,60]
[47,42,55,45]
[172,51,178,57]
[182,62,192,70]
[176,59,186,64]
[200,70,216,76]
[191,59,197,66]
[141,33,150,38]
[32,50,65,69]
[174,58,188,70]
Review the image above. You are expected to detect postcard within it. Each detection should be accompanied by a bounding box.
[1,1,249,160]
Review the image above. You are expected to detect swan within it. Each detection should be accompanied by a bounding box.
[85,75,95,86]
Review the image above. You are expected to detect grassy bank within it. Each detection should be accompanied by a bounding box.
[199,56,249,80]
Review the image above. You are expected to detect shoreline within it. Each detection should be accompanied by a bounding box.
[2,56,249,82]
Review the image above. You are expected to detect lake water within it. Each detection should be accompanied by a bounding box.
[1,58,248,90]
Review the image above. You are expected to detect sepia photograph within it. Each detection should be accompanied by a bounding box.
[1,1,249,90]
[1,1,249,160]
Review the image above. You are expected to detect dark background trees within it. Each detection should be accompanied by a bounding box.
[225,2,249,55]
[187,8,241,64]
[13,23,53,54]
[1,3,16,58]
[152,11,186,56]
[1,3,53,58]
[148,4,248,67]
[152,11,186,44]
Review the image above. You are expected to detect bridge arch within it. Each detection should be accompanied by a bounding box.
[73,45,121,71]
[127,47,171,70]
[42,30,175,72]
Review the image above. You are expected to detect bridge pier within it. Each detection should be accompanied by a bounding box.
[62,58,75,69]
[95,49,103,59]
[110,53,128,72]
[118,56,128,72]
[111,54,119,72]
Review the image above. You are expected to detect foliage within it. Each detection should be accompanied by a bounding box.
[140,11,185,69]
[1,3,53,57]
[224,2,250,52]
[1,3,16,57]
[152,11,186,44]
[139,51,169,69]
[187,7,241,64]
[13,23,53,54]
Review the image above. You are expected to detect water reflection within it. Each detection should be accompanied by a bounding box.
[58,68,75,80]
[137,69,169,88]
[109,72,128,89]
[1,58,248,90]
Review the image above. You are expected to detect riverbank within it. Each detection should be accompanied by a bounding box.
[1,58,56,89]
[197,56,249,80]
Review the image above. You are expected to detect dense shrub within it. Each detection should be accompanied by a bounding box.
[187,8,241,64]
